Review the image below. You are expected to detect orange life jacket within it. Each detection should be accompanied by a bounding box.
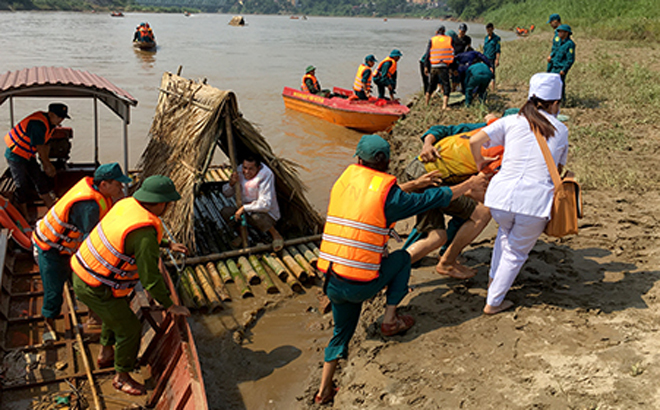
[33,177,112,255]
[4,111,53,160]
[317,164,397,282]
[353,64,373,94]
[301,73,320,93]
[376,57,397,79]
[71,197,163,298]
[429,34,454,66]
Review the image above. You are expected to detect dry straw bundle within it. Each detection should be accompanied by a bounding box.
[137,72,323,249]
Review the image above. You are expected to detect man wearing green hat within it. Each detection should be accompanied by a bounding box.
[34,162,131,344]
[353,54,377,100]
[313,135,487,404]
[374,49,402,100]
[547,24,575,101]
[301,65,334,98]
[546,14,562,70]
[71,175,189,396]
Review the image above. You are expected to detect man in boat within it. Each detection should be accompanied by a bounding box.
[454,23,472,55]
[483,23,501,91]
[221,156,284,251]
[352,54,377,100]
[314,134,487,404]
[402,111,518,277]
[373,49,402,100]
[71,175,190,396]
[424,26,454,109]
[301,65,332,98]
[4,103,69,218]
[547,24,575,102]
[133,22,145,41]
[546,14,562,70]
[33,163,131,344]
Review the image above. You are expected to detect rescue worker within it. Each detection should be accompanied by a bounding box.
[133,22,145,41]
[4,103,69,218]
[424,26,454,109]
[546,14,562,70]
[34,163,131,344]
[547,24,575,101]
[483,22,501,91]
[71,175,190,396]
[353,55,377,100]
[314,134,487,404]
[454,23,472,55]
[374,49,402,100]
[454,49,492,90]
[301,66,333,98]
[464,61,494,106]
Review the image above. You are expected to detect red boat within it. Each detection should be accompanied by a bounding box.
[110,11,124,17]
[282,86,409,133]
[0,67,208,409]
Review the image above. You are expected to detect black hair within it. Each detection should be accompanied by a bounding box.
[360,152,389,173]
[242,155,262,167]
[486,23,494,30]
[520,96,558,139]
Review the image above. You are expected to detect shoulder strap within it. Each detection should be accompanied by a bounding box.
[533,128,562,192]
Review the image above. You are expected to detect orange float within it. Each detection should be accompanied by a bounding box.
[0,195,32,250]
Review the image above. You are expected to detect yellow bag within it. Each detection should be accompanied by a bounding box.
[534,130,583,238]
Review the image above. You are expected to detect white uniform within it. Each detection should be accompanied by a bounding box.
[482,111,568,306]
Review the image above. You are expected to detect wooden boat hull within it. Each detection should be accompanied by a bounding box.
[134,40,157,51]
[282,86,409,133]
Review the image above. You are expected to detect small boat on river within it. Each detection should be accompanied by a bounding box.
[134,40,157,51]
[282,86,410,133]
[0,66,207,409]
[110,11,123,17]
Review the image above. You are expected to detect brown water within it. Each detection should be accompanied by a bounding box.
[0,12,515,210]
[0,13,515,409]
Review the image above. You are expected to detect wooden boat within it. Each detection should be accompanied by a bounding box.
[0,67,208,409]
[110,11,123,17]
[133,40,157,51]
[282,86,410,133]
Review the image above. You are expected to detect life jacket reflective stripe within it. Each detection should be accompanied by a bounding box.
[421,127,504,184]
[317,164,396,282]
[376,57,397,79]
[71,197,163,298]
[4,112,53,160]
[429,35,454,66]
[353,64,373,93]
[33,177,111,255]
[301,73,319,93]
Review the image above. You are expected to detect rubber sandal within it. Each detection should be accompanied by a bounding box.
[42,329,57,345]
[113,378,146,396]
[314,386,339,404]
[380,314,415,337]
[97,357,114,369]
[272,238,284,252]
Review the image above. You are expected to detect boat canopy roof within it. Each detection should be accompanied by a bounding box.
[0,66,138,122]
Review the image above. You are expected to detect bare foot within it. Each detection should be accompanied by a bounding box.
[483,300,514,315]
[435,262,476,279]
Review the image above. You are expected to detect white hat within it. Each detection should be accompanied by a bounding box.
[528,72,563,101]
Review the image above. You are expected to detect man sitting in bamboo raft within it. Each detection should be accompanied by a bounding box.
[221,156,284,251]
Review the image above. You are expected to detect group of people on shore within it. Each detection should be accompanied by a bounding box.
[314,14,576,404]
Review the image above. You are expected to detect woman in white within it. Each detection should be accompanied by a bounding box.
[469,73,569,314]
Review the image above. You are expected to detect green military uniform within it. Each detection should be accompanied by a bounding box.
[547,29,561,72]
[464,62,494,106]
[547,25,575,101]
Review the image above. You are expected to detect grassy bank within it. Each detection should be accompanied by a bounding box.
[480,0,660,41]
[388,32,660,192]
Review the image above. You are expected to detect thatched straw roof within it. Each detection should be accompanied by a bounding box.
[137,72,323,249]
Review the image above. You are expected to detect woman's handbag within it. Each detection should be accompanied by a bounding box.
[534,130,583,237]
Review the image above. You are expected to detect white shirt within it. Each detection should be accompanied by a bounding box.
[482,111,569,219]
[222,163,281,221]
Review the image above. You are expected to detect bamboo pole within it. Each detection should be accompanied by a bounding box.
[225,117,248,249]
[262,253,288,281]
[297,243,318,267]
[227,259,253,298]
[237,256,260,285]
[165,235,323,267]
[177,273,198,310]
[194,265,222,313]
[281,249,308,283]
[270,254,303,291]
[249,255,278,294]
[308,242,321,257]
[184,267,209,313]
[63,283,101,410]
[216,260,234,283]
[206,262,232,301]
[287,246,317,280]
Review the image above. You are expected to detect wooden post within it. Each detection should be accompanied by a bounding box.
[224,116,248,249]
[63,283,102,410]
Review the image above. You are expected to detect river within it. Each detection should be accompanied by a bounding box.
[0,11,515,210]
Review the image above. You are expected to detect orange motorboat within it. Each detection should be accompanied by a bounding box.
[282,86,409,133]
